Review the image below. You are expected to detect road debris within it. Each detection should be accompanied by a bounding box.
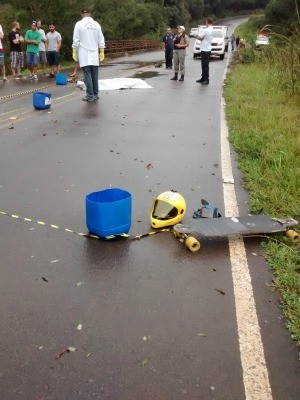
[54,346,76,360]
[214,289,226,295]
[42,276,49,282]
[141,359,149,367]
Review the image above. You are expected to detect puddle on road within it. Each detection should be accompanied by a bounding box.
[129,71,160,79]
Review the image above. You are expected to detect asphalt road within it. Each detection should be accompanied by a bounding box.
[0,19,299,400]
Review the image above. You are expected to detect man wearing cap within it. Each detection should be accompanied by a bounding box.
[196,18,213,85]
[72,7,105,102]
[25,21,41,80]
[171,26,189,82]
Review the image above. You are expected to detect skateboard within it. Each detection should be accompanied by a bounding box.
[173,215,299,252]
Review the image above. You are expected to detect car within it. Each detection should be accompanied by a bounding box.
[193,26,228,60]
[189,28,198,38]
[255,35,269,47]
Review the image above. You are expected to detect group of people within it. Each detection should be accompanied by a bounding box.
[0,8,105,103]
[0,20,61,81]
[2,12,216,101]
[230,34,240,51]
[162,18,216,85]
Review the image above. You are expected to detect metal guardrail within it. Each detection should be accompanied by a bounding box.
[105,40,162,55]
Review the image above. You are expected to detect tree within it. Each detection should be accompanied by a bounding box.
[265,0,300,30]
[187,0,204,21]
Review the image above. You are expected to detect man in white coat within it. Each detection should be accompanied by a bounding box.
[72,7,105,102]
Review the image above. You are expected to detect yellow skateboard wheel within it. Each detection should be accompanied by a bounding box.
[286,229,299,243]
[185,236,200,252]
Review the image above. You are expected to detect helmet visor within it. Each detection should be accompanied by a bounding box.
[152,200,178,220]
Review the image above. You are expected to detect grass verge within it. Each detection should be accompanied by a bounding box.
[224,42,300,345]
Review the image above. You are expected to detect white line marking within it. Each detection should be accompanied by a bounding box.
[221,57,273,399]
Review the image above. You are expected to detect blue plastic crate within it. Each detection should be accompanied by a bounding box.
[86,188,132,237]
[33,92,52,110]
[56,73,67,85]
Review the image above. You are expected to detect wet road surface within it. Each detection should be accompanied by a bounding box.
[1,19,300,400]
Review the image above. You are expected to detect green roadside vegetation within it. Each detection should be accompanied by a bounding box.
[224,16,300,345]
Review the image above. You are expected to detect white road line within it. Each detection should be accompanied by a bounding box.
[221,56,273,399]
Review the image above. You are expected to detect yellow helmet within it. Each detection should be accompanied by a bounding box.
[150,190,186,229]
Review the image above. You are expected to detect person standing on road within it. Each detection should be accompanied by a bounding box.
[162,27,174,70]
[236,36,240,48]
[196,18,213,85]
[0,24,7,81]
[72,7,105,102]
[171,26,189,82]
[8,21,24,79]
[230,34,235,51]
[25,21,41,81]
[36,20,47,75]
[46,23,62,77]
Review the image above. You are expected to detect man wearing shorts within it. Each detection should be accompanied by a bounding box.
[37,20,47,75]
[0,24,7,81]
[25,21,41,80]
[8,21,25,79]
[46,23,61,77]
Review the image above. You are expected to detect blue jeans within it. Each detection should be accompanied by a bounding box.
[82,65,99,99]
[26,52,39,67]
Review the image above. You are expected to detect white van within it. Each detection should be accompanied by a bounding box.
[193,25,228,60]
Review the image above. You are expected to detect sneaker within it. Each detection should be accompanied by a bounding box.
[201,80,209,85]
[28,74,35,80]
[94,96,99,100]
[82,96,95,102]
[196,78,203,83]
[34,75,38,80]
[2,77,7,82]
[47,73,55,78]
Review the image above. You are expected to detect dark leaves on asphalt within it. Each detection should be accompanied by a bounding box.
[214,288,225,295]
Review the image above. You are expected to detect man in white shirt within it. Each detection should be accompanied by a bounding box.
[196,18,213,85]
[72,7,105,102]
[37,20,47,75]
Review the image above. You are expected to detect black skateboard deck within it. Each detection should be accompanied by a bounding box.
[173,215,299,252]
[174,215,298,237]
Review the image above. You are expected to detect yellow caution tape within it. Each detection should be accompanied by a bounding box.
[0,210,171,241]
[0,83,56,100]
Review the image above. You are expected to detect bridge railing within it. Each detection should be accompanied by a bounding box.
[105,40,162,55]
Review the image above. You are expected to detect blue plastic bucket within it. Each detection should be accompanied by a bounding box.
[86,188,132,237]
[56,73,67,85]
[33,92,51,110]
